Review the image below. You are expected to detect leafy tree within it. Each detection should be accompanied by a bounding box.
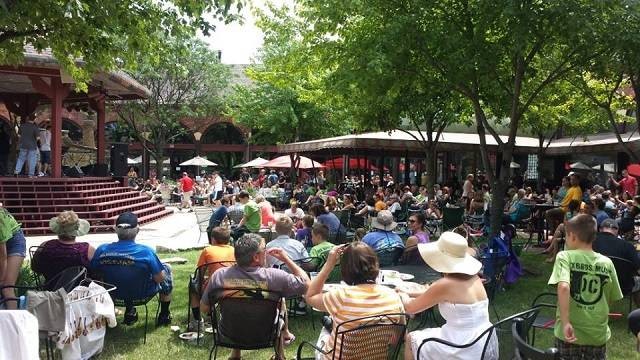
[112,38,230,176]
[0,0,242,88]
[298,0,615,235]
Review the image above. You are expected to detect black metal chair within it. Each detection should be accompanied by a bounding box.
[416,307,540,360]
[376,246,404,267]
[529,292,558,346]
[608,255,637,312]
[93,257,161,344]
[512,317,559,359]
[480,252,509,320]
[442,207,464,231]
[187,260,236,345]
[207,288,283,360]
[296,313,409,360]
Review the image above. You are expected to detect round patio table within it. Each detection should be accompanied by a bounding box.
[381,264,442,285]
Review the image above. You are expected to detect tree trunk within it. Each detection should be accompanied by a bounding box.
[606,108,640,162]
[424,145,436,198]
[631,73,640,131]
[537,136,545,193]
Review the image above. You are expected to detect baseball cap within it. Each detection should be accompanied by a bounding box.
[116,212,138,229]
[600,218,618,230]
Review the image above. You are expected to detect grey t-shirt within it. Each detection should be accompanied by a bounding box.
[266,235,309,267]
[201,265,307,306]
[19,122,40,150]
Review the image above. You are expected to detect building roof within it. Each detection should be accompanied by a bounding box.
[0,45,151,100]
[277,129,640,155]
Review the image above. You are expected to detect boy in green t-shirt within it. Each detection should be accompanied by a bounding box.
[307,223,335,271]
[548,213,623,358]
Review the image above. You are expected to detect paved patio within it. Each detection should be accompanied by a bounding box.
[25,207,208,252]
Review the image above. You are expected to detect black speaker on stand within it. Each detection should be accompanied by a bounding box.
[110,143,129,177]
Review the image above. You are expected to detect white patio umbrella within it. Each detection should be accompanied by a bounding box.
[509,161,521,169]
[234,157,269,168]
[592,163,615,173]
[180,156,218,167]
[127,157,140,165]
[569,162,592,171]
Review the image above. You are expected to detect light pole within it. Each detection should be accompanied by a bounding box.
[193,131,202,157]
[141,131,150,179]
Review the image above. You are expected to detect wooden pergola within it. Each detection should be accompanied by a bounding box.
[0,46,150,177]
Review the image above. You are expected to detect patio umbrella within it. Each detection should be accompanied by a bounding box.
[510,162,521,169]
[627,164,640,177]
[234,157,269,168]
[322,157,378,170]
[180,156,218,167]
[262,155,324,169]
[569,162,592,171]
[592,163,615,173]
[127,157,140,165]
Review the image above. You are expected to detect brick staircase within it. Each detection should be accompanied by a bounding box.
[0,177,173,235]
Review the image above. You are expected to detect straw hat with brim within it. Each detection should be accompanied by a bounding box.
[418,232,482,275]
[49,217,90,237]
[371,210,397,231]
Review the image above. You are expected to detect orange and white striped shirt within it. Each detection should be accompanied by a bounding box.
[322,284,405,359]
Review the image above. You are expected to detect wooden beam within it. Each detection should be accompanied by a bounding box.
[49,78,70,177]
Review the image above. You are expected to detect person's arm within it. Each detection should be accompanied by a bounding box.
[87,245,96,262]
[557,281,576,342]
[153,270,166,283]
[0,243,7,287]
[305,244,346,312]
[266,248,310,282]
[399,278,445,314]
[609,175,620,188]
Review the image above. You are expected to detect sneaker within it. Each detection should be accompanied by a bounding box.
[123,308,138,325]
[157,312,172,326]
[37,172,44,177]
[187,318,204,332]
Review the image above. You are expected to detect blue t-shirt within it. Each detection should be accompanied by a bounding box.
[209,206,228,228]
[90,241,163,298]
[595,210,610,227]
[317,213,342,234]
[296,227,312,248]
[361,230,405,251]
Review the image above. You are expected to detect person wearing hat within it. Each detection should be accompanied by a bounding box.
[361,210,404,252]
[593,218,640,306]
[90,212,173,326]
[31,211,93,283]
[398,232,497,360]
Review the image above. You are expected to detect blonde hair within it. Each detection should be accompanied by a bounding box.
[255,195,265,203]
[275,215,294,235]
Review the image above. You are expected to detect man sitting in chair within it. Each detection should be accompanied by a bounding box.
[90,212,173,326]
[200,233,309,359]
[361,210,405,251]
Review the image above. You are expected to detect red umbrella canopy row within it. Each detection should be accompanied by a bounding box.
[322,157,379,170]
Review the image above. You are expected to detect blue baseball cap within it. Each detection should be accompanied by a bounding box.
[116,212,138,229]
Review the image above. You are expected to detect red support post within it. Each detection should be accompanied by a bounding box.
[96,98,106,166]
[50,79,65,177]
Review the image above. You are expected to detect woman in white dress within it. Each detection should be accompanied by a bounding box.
[398,232,498,360]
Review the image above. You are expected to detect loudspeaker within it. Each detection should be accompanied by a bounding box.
[64,166,84,178]
[93,164,109,177]
[110,143,129,177]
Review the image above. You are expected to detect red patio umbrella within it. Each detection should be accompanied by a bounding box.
[262,155,324,169]
[322,157,378,170]
[627,164,640,177]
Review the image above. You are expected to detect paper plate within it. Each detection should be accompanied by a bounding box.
[179,332,204,340]
[399,273,415,281]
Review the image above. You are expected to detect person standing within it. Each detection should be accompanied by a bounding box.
[462,174,474,211]
[179,172,194,212]
[13,117,40,177]
[610,169,638,197]
[210,172,224,206]
[38,123,51,176]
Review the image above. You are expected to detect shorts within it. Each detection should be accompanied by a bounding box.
[158,263,173,295]
[556,338,606,359]
[6,229,26,257]
[40,151,51,164]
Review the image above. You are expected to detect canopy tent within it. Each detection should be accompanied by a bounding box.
[179,156,218,167]
[569,162,592,170]
[262,155,324,169]
[592,163,615,173]
[322,157,378,170]
[130,156,169,164]
[234,157,269,168]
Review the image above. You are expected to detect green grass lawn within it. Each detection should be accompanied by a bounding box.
[37,246,637,359]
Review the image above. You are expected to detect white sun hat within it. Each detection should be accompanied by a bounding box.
[418,232,482,275]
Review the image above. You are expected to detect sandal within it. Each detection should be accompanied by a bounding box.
[284,334,296,346]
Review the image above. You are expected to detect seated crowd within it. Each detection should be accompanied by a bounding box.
[5,166,640,359]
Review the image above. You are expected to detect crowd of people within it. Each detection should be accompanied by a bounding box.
[3,164,640,359]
